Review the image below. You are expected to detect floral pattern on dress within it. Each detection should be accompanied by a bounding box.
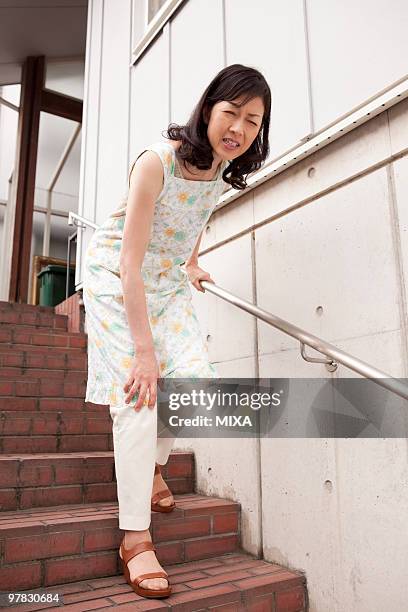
[82,141,227,406]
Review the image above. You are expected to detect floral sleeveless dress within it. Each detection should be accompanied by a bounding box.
[82,141,227,406]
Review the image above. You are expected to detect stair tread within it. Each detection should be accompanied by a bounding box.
[0,409,106,414]
[0,449,192,460]
[0,344,86,352]
[0,300,59,312]
[0,345,76,353]
[0,450,115,460]
[0,322,84,335]
[8,552,306,611]
[0,494,239,528]
[1,373,87,381]
[0,367,87,375]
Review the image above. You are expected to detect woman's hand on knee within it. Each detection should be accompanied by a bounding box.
[123,349,159,411]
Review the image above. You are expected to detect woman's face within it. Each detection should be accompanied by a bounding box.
[206,95,264,161]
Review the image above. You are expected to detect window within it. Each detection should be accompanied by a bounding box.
[147,0,167,25]
[132,0,185,65]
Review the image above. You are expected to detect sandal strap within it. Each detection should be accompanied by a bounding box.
[151,488,173,504]
[135,570,169,587]
[121,540,156,566]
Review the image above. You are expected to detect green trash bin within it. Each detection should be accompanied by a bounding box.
[37,264,75,307]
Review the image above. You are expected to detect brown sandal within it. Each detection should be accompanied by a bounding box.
[119,537,171,599]
[151,463,176,513]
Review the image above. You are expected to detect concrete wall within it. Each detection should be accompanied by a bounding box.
[186,97,408,612]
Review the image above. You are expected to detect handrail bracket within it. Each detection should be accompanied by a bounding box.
[300,342,338,372]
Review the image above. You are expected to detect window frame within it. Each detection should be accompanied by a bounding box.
[132,0,185,65]
[144,0,167,28]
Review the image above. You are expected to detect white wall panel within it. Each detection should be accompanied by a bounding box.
[392,155,408,374]
[131,0,148,52]
[330,439,408,611]
[97,0,132,218]
[259,329,405,380]
[260,438,408,612]
[77,0,132,287]
[225,0,311,160]
[174,433,262,555]
[129,30,168,160]
[307,0,408,130]
[260,438,338,612]
[170,0,224,125]
[253,110,391,228]
[77,0,104,286]
[198,234,255,363]
[255,168,401,356]
[388,97,408,156]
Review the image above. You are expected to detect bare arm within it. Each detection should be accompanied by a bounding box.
[183,229,215,293]
[119,151,163,354]
[185,229,204,267]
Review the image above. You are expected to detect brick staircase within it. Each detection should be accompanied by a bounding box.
[0,300,308,611]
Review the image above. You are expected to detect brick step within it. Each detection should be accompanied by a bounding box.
[0,397,106,413]
[0,342,86,354]
[0,410,112,436]
[0,315,68,331]
[0,346,87,370]
[0,450,195,511]
[0,367,87,382]
[0,300,57,313]
[0,308,68,331]
[0,366,87,382]
[0,326,87,350]
[0,431,113,454]
[0,495,241,591]
[9,552,307,611]
[0,377,87,400]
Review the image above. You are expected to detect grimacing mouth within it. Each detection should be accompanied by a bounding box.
[222,137,240,148]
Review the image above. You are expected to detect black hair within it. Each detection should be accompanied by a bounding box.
[162,64,271,190]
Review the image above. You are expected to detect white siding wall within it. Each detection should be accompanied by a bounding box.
[77,0,132,285]
[225,0,311,158]
[129,29,169,156]
[170,0,224,124]
[306,0,408,130]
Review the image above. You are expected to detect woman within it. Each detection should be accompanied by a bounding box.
[82,63,271,599]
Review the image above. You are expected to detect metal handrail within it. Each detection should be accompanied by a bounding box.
[68,211,99,231]
[65,212,99,299]
[69,213,408,401]
[199,280,408,402]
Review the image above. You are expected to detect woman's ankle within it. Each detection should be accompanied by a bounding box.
[124,528,150,544]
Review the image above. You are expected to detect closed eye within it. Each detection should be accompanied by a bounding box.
[224,110,258,126]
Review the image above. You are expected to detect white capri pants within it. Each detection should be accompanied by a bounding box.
[109,397,175,531]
